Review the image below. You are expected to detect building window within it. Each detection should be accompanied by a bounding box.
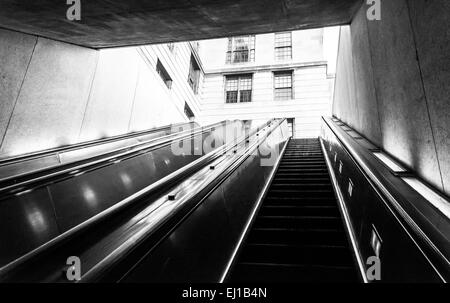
[287,118,295,138]
[188,54,201,94]
[226,36,255,64]
[274,71,293,100]
[275,32,292,61]
[156,59,172,89]
[184,102,195,121]
[225,74,253,103]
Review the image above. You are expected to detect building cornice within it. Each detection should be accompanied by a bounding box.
[204,61,328,75]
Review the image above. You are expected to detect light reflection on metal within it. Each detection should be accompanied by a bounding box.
[402,177,450,219]
[26,205,47,234]
[15,188,34,196]
[82,186,98,208]
[373,152,406,173]
[120,173,132,188]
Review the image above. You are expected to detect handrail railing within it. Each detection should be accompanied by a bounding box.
[0,121,198,164]
[0,119,278,281]
[0,120,228,195]
[322,116,450,281]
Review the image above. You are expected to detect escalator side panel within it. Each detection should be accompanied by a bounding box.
[0,188,59,266]
[322,124,443,282]
[0,122,239,268]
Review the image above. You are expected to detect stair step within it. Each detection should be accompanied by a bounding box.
[247,228,346,246]
[273,177,330,183]
[253,216,342,230]
[231,263,357,282]
[259,205,339,217]
[264,197,337,207]
[270,183,332,190]
[267,189,335,199]
[239,243,354,266]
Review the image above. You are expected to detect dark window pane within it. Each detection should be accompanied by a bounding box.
[240,90,252,102]
[226,91,238,103]
[156,59,172,89]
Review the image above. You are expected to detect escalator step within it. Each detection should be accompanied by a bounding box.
[253,217,343,231]
[247,229,347,245]
[232,263,357,282]
[239,243,354,266]
[228,138,358,282]
[259,205,339,217]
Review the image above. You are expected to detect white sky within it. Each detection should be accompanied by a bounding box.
[323,26,340,75]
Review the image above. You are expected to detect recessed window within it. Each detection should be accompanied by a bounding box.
[287,118,295,137]
[188,54,201,94]
[225,74,253,103]
[274,71,293,100]
[156,59,172,89]
[167,43,175,52]
[275,32,292,61]
[226,36,255,64]
[184,102,195,121]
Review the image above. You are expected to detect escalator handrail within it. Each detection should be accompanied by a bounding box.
[80,118,286,282]
[0,120,228,194]
[0,121,198,165]
[0,119,278,279]
[322,116,450,281]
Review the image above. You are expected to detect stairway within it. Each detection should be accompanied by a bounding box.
[229,138,359,282]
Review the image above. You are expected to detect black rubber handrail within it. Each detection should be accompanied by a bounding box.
[0,121,197,165]
[0,121,228,196]
[0,119,279,281]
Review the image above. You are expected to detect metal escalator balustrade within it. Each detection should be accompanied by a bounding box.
[0,121,199,181]
[0,119,279,282]
[229,138,359,282]
[0,120,247,269]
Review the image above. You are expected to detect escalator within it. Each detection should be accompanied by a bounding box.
[0,119,278,282]
[2,118,444,283]
[229,138,359,282]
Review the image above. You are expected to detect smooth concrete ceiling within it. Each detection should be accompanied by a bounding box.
[0,0,362,48]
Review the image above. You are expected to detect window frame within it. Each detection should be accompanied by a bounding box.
[273,70,294,101]
[226,36,256,64]
[274,32,292,61]
[188,54,201,94]
[184,102,195,120]
[224,74,253,104]
[156,59,172,89]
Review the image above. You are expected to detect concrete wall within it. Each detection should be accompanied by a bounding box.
[0,28,202,157]
[333,1,450,196]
